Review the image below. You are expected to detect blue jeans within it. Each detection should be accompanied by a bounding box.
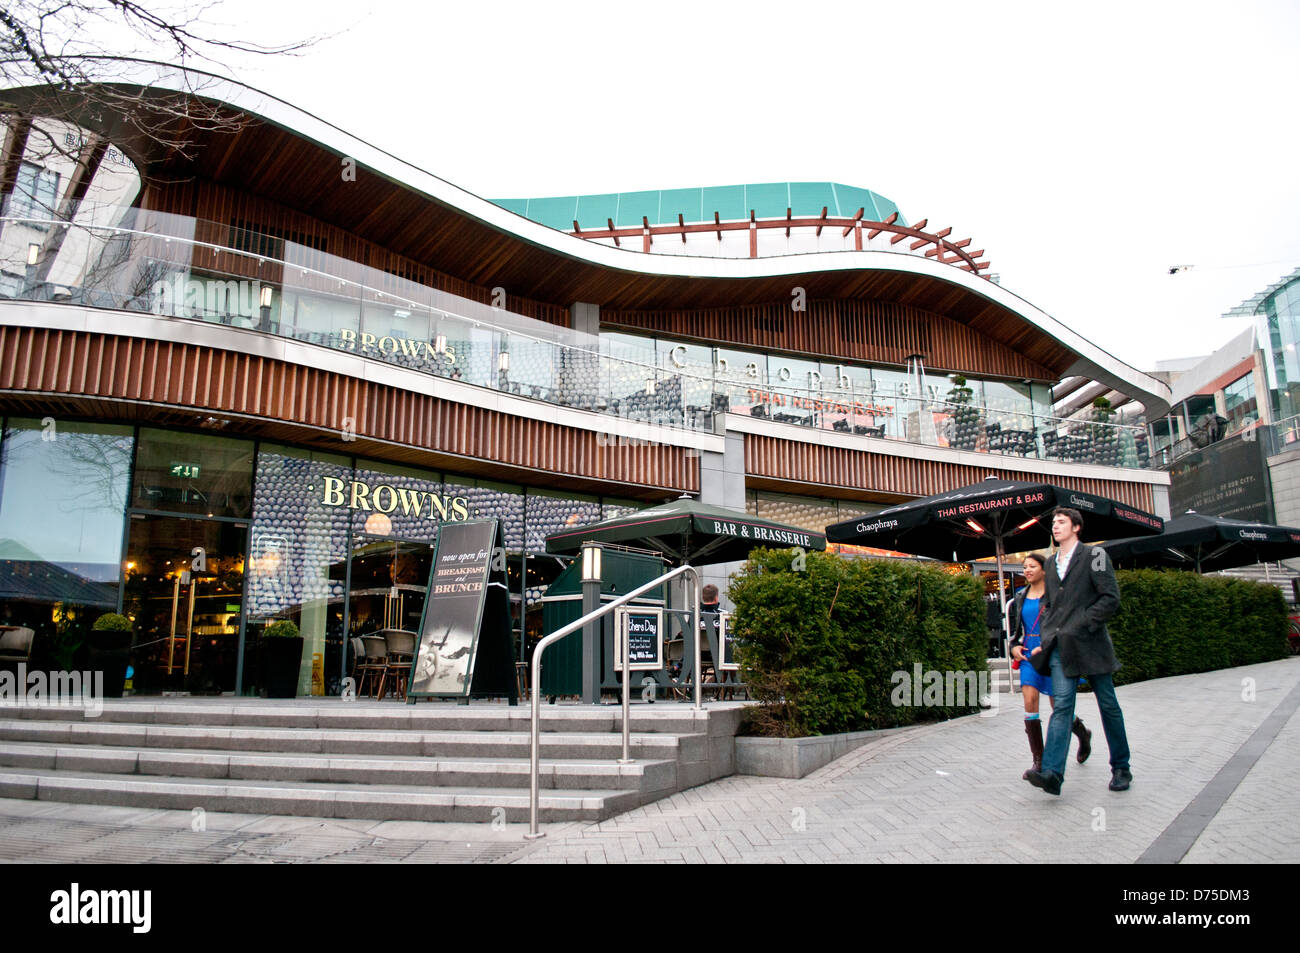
[1042,648,1130,780]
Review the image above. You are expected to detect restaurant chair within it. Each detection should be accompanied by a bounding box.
[833,418,851,433]
[358,634,389,698]
[0,626,35,672]
[378,629,417,701]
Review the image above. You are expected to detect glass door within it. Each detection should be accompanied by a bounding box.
[123,515,247,694]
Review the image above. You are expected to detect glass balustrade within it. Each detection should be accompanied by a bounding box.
[0,204,1151,468]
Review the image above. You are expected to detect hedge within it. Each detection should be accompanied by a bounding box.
[1109,570,1289,686]
[728,554,1292,738]
[728,549,987,737]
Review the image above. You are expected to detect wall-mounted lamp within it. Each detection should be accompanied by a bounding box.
[580,542,602,584]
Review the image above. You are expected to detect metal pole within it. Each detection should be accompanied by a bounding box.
[619,612,631,763]
[692,573,702,710]
[996,538,1015,695]
[526,563,698,839]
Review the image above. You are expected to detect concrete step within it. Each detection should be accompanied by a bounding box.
[0,766,643,822]
[0,741,678,792]
[1,700,709,734]
[0,718,707,761]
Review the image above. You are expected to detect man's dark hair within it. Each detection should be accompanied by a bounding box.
[702,584,719,602]
[1052,506,1084,531]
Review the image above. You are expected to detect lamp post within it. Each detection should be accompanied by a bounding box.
[259,285,274,332]
[580,542,602,704]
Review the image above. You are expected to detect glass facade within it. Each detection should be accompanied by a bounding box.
[0,419,132,671]
[0,420,680,695]
[1257,275,1300,423]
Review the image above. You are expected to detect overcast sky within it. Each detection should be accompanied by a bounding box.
[201,0,1300,373]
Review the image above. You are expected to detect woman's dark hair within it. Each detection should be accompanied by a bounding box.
[1023,552,1047,571]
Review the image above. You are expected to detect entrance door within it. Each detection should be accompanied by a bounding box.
[123,516,247,694]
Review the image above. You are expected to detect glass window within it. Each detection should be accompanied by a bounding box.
[442,475,526,551]
[752,491,836,533]
[714,346,766,414]
[0,419,132,669]
[524,487,601,553]
[133,428,254,519]
[349,459,448,545]
[245,445,352,695]
[9,161,60,220]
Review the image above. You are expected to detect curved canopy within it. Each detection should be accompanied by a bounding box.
[545,497,826,566]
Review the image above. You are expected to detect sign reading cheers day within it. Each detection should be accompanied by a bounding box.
[614,607,664,672]
[718,611,738,672]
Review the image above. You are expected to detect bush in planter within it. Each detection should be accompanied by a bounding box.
[262,619,304,698]
[89,612,133,698]
[1109,570,1289,686]
[729,548,986,737]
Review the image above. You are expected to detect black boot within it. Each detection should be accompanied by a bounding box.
[1023,718,1044,780]
[1072,717,1092,764]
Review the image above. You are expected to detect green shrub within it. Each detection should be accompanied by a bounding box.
[264,619,301,639]
[1110,570,1289,686]
[729,549,986,737]
[91,613,132,632]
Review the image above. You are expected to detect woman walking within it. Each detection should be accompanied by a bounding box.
[1008,553,1091,777]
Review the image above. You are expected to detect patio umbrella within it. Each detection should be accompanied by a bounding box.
[544,495,827,566]
[1101,511,1300,573]
[824,476,1165,677]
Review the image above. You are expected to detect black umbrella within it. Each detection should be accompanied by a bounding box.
[545,496,827,566]
[825,476,1164,676]
[1101,511,1300,573]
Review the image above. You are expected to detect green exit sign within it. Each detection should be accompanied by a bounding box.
[170,462,201,479]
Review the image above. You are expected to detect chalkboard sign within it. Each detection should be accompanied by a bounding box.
[614,607,663,672]
[717,611,738,671]
[410,519,514,700]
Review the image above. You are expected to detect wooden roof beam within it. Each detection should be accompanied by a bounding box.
[608,218,619,246]
[815,206,829,236]
[841,207,864,238]
[572,220,581,235]
[786,207,793,237]
[865,210,899,239]
[679,213,686,243]
[714,211,722,241]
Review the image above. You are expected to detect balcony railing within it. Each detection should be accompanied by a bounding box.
[0,204,1150,469]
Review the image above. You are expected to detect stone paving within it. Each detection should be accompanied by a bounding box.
[0,658,1296,864]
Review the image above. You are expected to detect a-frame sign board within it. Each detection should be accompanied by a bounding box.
[408,519,517,704]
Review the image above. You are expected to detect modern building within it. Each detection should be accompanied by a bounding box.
[0,63,1171,696]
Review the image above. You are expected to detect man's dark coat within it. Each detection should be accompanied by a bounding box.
[1041,542,1122,677]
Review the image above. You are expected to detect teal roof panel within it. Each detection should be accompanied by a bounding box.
[614,189,660,228]
[788,182,838,216]
[490,182,905,231]
[574,193,620,230]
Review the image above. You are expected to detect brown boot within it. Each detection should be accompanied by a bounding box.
[1023,718,1044,780]
[1072,717,1092,764]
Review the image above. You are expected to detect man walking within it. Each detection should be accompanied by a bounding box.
[1024,507,1132,796]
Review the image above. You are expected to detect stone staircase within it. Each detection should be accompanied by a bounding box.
[0,700,743,823]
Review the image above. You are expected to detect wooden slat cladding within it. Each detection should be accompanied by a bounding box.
[0,326,697,493]
[604,298,1055,380]
[744,434,1156,512]
[140,181,572,327]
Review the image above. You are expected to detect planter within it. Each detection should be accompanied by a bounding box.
[86,630,132,699]
[735,728,886,778]
[263,636,304,698]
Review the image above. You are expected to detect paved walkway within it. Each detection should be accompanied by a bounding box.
[1,658,1296,863]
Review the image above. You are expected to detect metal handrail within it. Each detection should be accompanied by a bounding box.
[525,563,701,839]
